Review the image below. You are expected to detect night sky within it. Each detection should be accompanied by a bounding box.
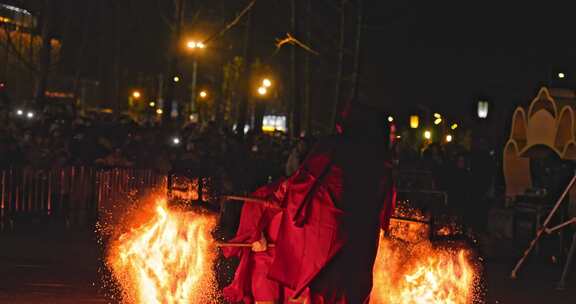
[362,1,576,116]
[10,0,576,122]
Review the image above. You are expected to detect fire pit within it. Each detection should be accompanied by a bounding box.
[103,192,483,304]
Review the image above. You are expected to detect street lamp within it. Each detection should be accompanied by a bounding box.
[387,116,394,123]
[186,40,206,49]
[262,78,272,88]
[156,109,163,115]
[410,115,419,129]
[258,86,268,96]
[173,76,180,83]
[424,130,432,140]
[186,39,206,116]
[477,100,489,119]
[558,72,566,79]
[199,90,208,99]
[451,123,458,130]
[445,134,453,143]
[149,102,155,107]
[132,90,141,99]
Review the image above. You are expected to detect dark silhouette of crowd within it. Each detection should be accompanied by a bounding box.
[0,109,314,193]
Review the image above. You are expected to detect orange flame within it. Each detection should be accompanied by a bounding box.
[370,233,478,304]
[107,198,217,304]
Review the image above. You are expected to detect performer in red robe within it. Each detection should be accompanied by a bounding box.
[222,179,286,304]
[269,103,396,304]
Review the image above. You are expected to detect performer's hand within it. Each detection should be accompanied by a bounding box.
[251,233,268,252]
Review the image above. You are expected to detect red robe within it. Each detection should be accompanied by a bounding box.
[269,137,396,303]
[222,179,286,303]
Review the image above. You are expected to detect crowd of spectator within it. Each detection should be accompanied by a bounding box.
[0,108,316,193]
[0,106,503,221]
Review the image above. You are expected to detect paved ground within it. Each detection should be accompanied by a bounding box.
[0,230,574,304]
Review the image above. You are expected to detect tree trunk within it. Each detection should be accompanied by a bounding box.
[303,0,312,134]
[237,10,253,134]
[289,0,300,138]
[350,0,364,102]
[72,4,93,108]
[34,0,52,108]
[163,0,184,125]
[330,0,347,131]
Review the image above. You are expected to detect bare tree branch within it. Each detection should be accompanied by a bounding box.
[275,33,320,55]
[157,0,175,32]
[203,0,257,44]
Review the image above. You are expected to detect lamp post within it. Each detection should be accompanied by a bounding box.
[255,79,272,132]
[186,40,206,120]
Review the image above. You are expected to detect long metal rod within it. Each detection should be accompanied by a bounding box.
[222,195,429,224]
[546,218,576,234]
[217,242,275,248]
[511,173,576,279]
[557,231,576,290]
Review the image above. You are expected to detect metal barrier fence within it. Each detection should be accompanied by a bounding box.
[0,167,166,231]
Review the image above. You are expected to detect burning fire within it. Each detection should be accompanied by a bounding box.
[106,198,217,304]
[370,233,478,304]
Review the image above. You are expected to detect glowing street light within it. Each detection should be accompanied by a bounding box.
[410,115,419,129]
[187,40,206,50]
[445,134,453,143]
[477,100,489,119]
[451,123,458,130]
[424,130,432,140]
[434,118,442,125]
[257,86,268,96]
[434,113,441,119]
[16,109,23,116]
[262,78,272,88]
[156,108,163,115]
[558,72,566,79]
[132,91,141,99]
[26,111,34,119]
[173,76,180,83]
[149,102,155,107]
[172,137,181,145]
[199,90,208,99]
[387,116,394,123]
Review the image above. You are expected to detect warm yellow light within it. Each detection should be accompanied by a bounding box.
[410,115,419,129]
[132,91,141,99]
[387,116,394,123]
[262,78,272,88]
[434,118,442,125]
[434,113,441,119]
[156,109,163,115]
[451,123,458,130]
[149,102,155,107]
[558,72,566,79]
[257,87,268,96]
[187,40,206,49]
[446,134,453,143]
[424,130,432,140]
[262,125,276,132]
[173,76,180,82]
[199,90,208,99]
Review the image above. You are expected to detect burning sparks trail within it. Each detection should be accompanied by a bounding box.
[106,198,217,304]
[370,232,479,304]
